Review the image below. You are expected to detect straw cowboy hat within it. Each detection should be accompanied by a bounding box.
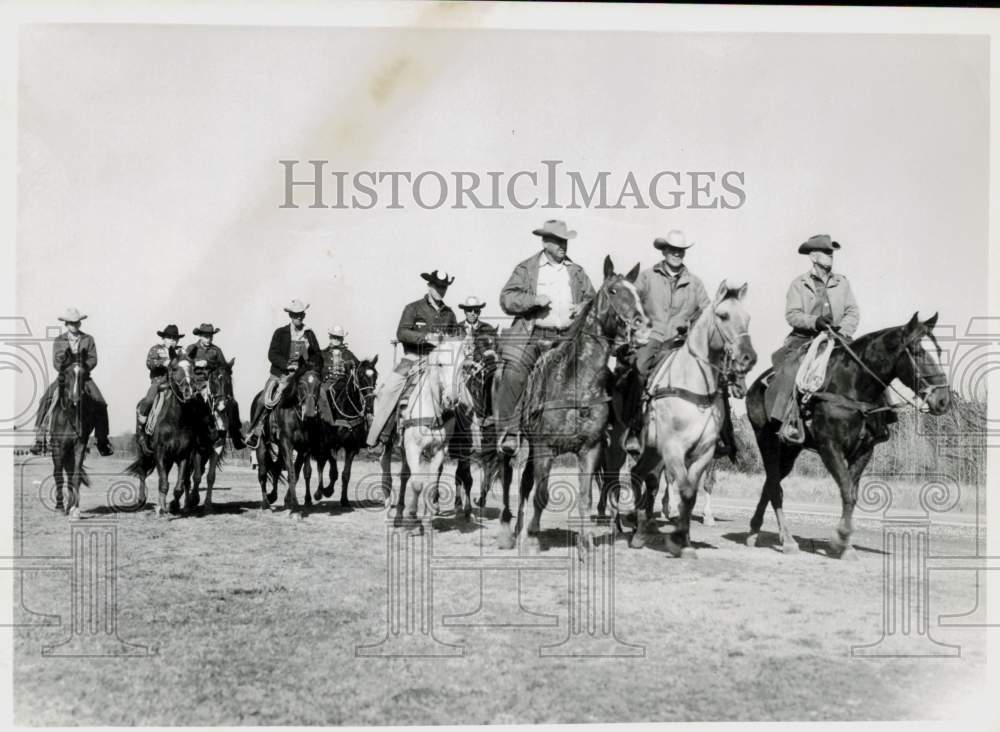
[283,299,309,314]
[798,234,841,255]
[57,307,87,323]
[420,270,455,288]
[328,325,347,338]
[192,323,221,336]
[653,229,694,250]
[532,219,577,242]
[458,296,486,311]
[156,324,184,339]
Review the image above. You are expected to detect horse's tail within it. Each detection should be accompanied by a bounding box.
[125,451,155,478]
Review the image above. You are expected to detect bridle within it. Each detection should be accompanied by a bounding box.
[582,279,647,349]
[689,306,751,388]
[205,370,230,429]
[169,361,196,403]
[329,365,376,420]
[296,372,321,421]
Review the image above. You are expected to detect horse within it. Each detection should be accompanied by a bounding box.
[487,256,651,558]
[744,313,950,559]
[189,359,236,511]
[382,336,477,533]
[313,356,379,507]
[250,368,324,512]
[125,359,202,516]
[48,363,98,517]
[628,281,756,557]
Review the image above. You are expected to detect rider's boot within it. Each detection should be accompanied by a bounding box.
[29,434,45,456]
[136,411,151,454]
[228,403,247,450]
[95,403,114,456]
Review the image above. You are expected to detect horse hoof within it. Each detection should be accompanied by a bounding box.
[497,524,516,550]
[68,506,81,520]
[168,500,181,515]
[841,546,859,562]
[519,535,541,555]
[780,539,800,554]
[313,489,322,502]
[703,514,716,527]
[746,532,759,548]
[680,547,698,559]
[54,501,64,512]
[463,505,472,521]
[476,494,488,509]
[340,498,351,509]
[829,530,848,554]
[576,533,596,561]
[664,535,684,558]
[629,531,647,549]
[259,502,272,513]
[203,501,214,514]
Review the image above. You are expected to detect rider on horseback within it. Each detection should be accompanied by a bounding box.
[186,323,247,449]
[365,270,459,448]
[135,323,185,453]
[321,325,358,391]
[245,301,323,449]
[620,230,711,455]
[493,220,596,454]
[30,307,114,456]
[767,234,860,440]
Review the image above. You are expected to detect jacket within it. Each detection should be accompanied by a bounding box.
[267,325,323,377]
[185,342,230,372]
[784,270,860,339]
[396,296,459,356]
[498,251,595,337]
[53,331,97,374]
[633,262,711,342]
[146,344,183,380]
[321,344,358,384]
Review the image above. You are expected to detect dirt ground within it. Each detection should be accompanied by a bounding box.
[12,454,990,724]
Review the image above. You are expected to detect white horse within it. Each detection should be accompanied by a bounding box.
[629,281,757,556]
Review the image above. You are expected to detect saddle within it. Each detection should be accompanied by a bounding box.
[145,389,168,436]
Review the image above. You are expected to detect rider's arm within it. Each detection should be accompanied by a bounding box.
[146,346,164,370]
[784,278,817,332]
[84,335,98,372]
[499,261,538,316]
[267,329,287,373]
[396,302,428,348]
[306,331,323,371]
[837,278,860,338]
[52,338,67,371]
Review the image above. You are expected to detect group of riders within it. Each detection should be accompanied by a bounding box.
[30,219,862,465]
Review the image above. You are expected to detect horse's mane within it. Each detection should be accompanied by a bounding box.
[561,295,597,341]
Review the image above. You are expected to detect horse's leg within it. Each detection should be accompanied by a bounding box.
[748,426,797,548]
[156,458,171,516]
[377,442,394,510]
[325,451,340,499]
[301,454,313,508]
[401,437,423,534]
[169,458,185,515]
[574,443,603,559]
[424,445,446,535]
[283,438,299,512]
[513,443,534,543]
[519,446,550,555]
[628,449,662,549]
[187,452,203,512]
[66,442,83,517]
[205,451,218,512]
[823,445,873,561]
[496,454,516,550]
[598,422,627,520]
[701,459,717,526]
[666,447,713,559]
[340,449,355,508]
[51,447,65,512]
[313,453,325,502]
[396,452,411,518]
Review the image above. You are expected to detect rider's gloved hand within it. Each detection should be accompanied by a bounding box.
[815,315,833,331]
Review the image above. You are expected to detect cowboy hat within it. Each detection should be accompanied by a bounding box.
[420,270,455,288]
[192,323,220,336]
[798,234,841,255]
[328,325,347,338]
[283,299,309,314]
[458,296,486,311]
[57,307,87,323]
[156,324,184,339]
[653,229,693,250]
[532,219,577,242]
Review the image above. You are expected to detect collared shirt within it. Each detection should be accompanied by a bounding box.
[66,332,81,354]
[533,252,574,329]
[634,262,710,342]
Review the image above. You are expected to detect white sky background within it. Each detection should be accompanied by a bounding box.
[15,26,988,432]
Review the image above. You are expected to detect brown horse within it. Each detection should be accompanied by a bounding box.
[48,363,96,517]
[125,359,202,516]
[486,256,651,557]
[250,369,324,513]
[313,356,379,507]
[745,313,950,558]
[190,359,235,511]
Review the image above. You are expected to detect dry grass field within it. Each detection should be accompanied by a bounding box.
[12,454,990,724]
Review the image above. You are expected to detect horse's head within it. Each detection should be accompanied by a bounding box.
[706,280,757,397]
[355,356,379,415]
[594,256,651,346]
[296,370,322,420]
[896,312,950,415]
[206,358,235,430]
[428,337,476,413]
[170,359,197,402]
[59,363,86,406]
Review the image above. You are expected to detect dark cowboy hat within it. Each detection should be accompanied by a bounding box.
[798,234,841,255]
[532,219,577,242]
[156,324,184,339]
[192,323,221,336]
[420,270,455,288]
[653,229,694,250]
[458,296,486,311]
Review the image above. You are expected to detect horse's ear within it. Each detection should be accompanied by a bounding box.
[737,282,748,301]
[227,358,235,369]
[714,280,729,303]
[625,263,640,283]
[370,354,379,366]
[924,312,939,330]
[907,312,921,330]
[603,255,614,280]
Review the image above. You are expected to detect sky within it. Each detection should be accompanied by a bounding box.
[15,25,989,433]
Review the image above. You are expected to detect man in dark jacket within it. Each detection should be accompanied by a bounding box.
[245,300,323,449]
[321,325,358,390]
[366,270,459,447]
[135,324,185,452]
[493,220,596,453]
[186,323,247,449]
[30,307,114,456]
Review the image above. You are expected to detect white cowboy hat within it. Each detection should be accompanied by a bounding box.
[283,300,309,314]
[532,219,577,242]
[458,296,486,311]
[58,307,87,323]
[654,229,694,250]
[328,325,347,338]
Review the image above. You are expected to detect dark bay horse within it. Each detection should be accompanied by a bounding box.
[190,359,236,511]
[745,313,950,559]
[49,363,97,517]
[250,369,323,512]
[126,359,202,516]
[487,256,651,557]
[313,356,379,507]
